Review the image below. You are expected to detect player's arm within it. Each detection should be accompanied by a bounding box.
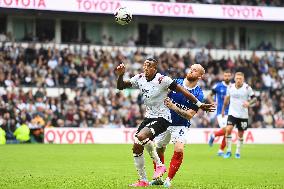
[243,95,257,108]
[243,86,257,108]
[207,90,216,104]
[248,95,257,106]
[221,95,230,117]
[115,63,132,90]
[172,84,215,112]
[164,97,197,120]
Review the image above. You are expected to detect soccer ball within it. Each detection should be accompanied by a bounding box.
[114,7,132,25]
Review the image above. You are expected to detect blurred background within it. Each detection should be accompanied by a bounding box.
[0,0,284,144]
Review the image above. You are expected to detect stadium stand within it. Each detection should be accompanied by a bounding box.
[0,42,283,142]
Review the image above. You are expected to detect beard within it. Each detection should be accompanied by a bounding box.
[224,79,230,84]
[186,75,198,82]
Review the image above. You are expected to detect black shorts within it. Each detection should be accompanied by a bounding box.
[136,117,171,140]
[227,115,249,131]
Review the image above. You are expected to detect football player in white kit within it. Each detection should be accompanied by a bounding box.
[115,58,214,187]
[222,72,256,159]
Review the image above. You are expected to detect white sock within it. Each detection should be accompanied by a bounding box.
[144,141,163,166]
[236,138,243,154]
[226,135,232,152]
[133,153,147,181]
[165,177,171,182]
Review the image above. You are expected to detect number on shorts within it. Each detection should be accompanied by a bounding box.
[179,129,184,136]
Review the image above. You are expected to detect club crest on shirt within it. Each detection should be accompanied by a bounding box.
[158,76,164,84]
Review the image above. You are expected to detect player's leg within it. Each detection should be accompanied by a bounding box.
[129,142,149,187]
[153,130,170,170]
[142,118,170,179]
[209,127,225,146]
[223,124,233,158]
[149,146,166,186]
[163,141,184,188]
[209,115,227,153]
[235,130,244,158]
[156,146,166,166]
[149,131,170,186]
[164,126,187,188]
[145,140,164,168]
[224,116,235,158]
[137,127,162,171]
[235,119,247,158]
[218,135,226,155]
[217,115,228,155]
[129,119,155,187]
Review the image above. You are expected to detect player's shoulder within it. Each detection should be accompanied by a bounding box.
[174,78,184,85]
[197,85,204,95]
[213,81,223,89]
[131,73,145,82]
[139,73,145,78]
[217,81,223,86]
[156,73,170,83]
[212,83,218,89]
[194,85,204,101]
[243,82,250,88]
[191,85,203,96]
[195,85,203,91]
[228,83,234,88]
[133,73,145,78]
[154,73,174,86]
[243,83,253,90]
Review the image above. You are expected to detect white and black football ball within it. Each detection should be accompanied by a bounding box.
[114,7,132,25]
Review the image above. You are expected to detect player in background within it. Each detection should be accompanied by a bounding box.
[115,58,215,187]
[222,72,256,159]
[207,70,232,156]
[150,64,214,188]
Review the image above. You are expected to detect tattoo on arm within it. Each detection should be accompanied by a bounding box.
[249,97,257,106]
[172,106,196,120]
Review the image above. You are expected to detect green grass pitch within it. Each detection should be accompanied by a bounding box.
[0,144,283,189]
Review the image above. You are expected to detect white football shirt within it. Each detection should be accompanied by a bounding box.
[227,83,254,119]
[130,73,173,122]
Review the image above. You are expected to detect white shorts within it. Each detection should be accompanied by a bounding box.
[217,115,228,128]
[155,126,189,148]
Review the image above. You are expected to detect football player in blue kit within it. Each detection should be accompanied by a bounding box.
[207,70,232,156]
[151,64,214,188]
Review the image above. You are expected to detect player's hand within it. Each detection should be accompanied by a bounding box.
[200,103,216,112]
[242,101,249,108]
[164,97,175,110]
[115,63,126,76]
[221,111,225,117]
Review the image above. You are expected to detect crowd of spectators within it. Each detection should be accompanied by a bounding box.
[0,43,284,143]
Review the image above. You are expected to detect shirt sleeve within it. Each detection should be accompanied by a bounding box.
[212,83,218,94]
[197,90,204,102]
[226,85,231,96]
[247,86,254,97]
[160,76,174,89]
[129,74,141,88]
[188,89,204,112]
